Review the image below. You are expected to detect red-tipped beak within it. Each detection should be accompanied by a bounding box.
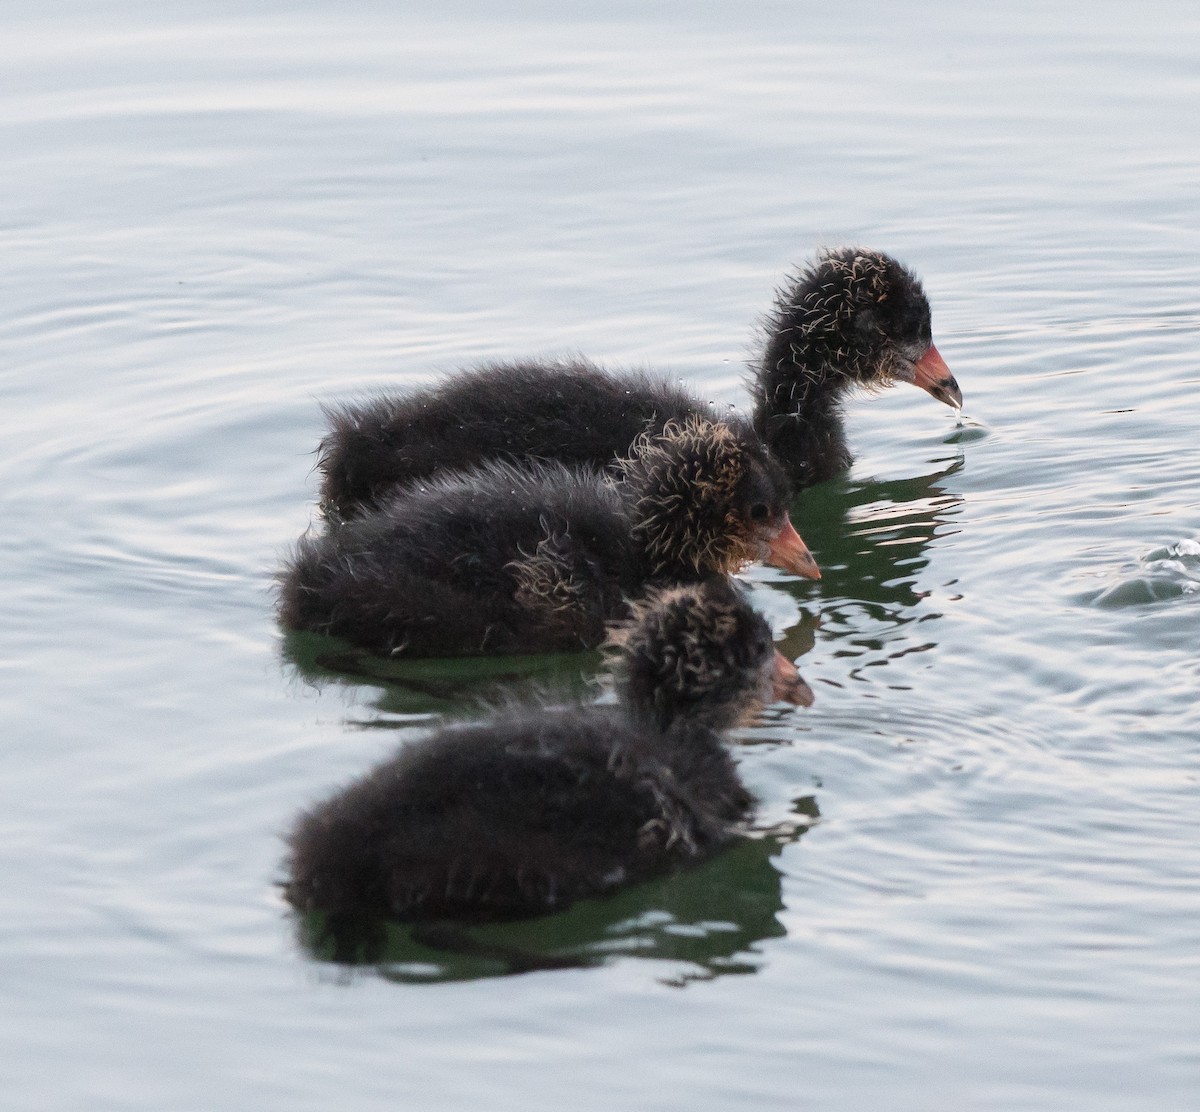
[772,650,815,707]
[911,343,963,409]
[766,516,821,580]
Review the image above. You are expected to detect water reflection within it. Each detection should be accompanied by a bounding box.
[796,456,964,604]
[280,628,601,714]
[777,458,964,686]
[291,797,818,985]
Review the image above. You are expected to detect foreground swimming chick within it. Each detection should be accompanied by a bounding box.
[317,248,959,520]
[279,416,819,657]
[284,579,811,924]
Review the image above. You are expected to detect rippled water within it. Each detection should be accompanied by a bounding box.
[4,3,1199,1109]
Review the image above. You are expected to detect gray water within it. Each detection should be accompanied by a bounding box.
[4,2,1199,1109]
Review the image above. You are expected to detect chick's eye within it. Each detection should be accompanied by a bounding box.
[749,502,771,522]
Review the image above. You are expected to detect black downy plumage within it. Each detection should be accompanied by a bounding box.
[278,416,820,658]
[316,248,961,519]
[283,578,812,925]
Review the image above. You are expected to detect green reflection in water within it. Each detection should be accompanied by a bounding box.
[281,627,603,714]
[293,798,818,985]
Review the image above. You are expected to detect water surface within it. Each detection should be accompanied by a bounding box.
[3,3,1198,1109]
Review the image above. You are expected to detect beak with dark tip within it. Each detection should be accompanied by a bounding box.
[772,650,815,707]
[911,343,963,409]
[766,516,821,580]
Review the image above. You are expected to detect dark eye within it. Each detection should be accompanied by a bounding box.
[749,503,770,522]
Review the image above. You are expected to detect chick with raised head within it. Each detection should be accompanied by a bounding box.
[751,247,960,487]
[316,248,960,520]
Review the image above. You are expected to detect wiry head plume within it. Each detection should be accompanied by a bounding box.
[617,417,786,577]
[609,579,776,732]
[763,247,933,391]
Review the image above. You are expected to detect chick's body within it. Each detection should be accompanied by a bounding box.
[285,579,793,924]
[279,418,816,658]
[316,249,960,520]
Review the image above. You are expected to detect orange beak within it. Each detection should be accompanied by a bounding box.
[911,343,963,409]
[766,516,821,580]
[772,651,814,707]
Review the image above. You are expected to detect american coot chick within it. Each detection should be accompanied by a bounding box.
[279,417,819,657]
[316,248,959,520]
[752,247,961,487]
[284,579,808,924]
[318,360,702,522]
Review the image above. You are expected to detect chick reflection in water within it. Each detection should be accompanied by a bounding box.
[280,626,600,717]
[284,579,813,976]
[297,805,818,983]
